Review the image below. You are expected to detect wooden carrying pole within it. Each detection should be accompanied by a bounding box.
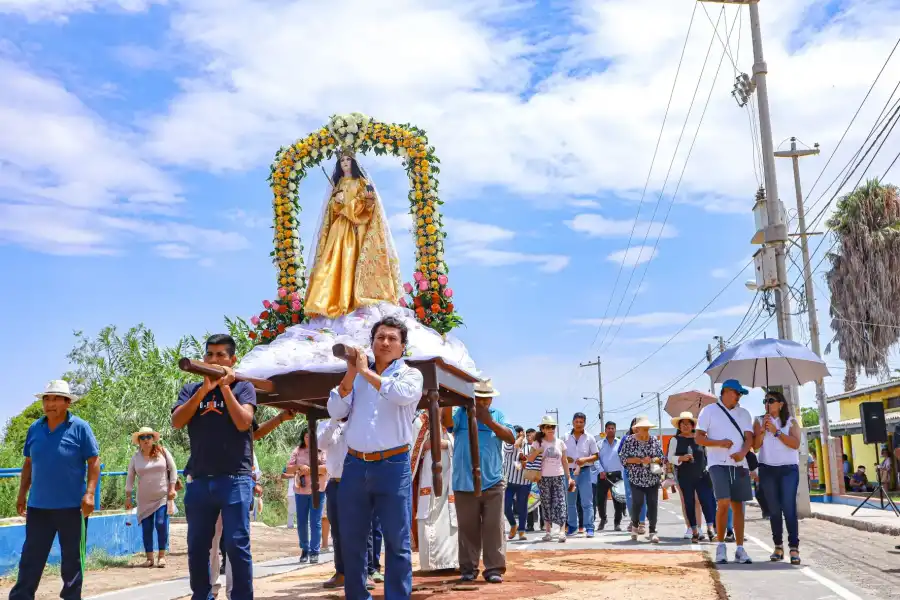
[178,358,276,394]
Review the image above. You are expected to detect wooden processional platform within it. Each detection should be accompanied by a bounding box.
[179,358,482,508]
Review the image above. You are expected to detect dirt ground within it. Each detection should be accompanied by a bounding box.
[183,549,724,600]
[0,522,301,600]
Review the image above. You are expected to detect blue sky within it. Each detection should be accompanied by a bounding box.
[2,0,900,437]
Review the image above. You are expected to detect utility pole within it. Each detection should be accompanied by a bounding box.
[580,357,604,428]
[641,392,663,441]
[700,0,810,517]
[546,409,559,425]
[775,138,840,496]
[706,344,716,395]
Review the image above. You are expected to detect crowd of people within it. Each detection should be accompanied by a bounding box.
[8,321,807,600]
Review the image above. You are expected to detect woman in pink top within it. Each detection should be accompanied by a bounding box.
[286,426,327,564]
[526,415,574,543]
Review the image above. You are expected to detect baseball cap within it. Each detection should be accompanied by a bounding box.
[721,379,749,396]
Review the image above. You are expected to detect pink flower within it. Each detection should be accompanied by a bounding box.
[262,299,272,309]
[413,271,423,282]
[444,288,454,298]
[251,316,261,326]
[418,280,429,291]
[277,288,288,298]
[403,282,413,294]
[290,291,301,302]
[438,275,448,286]
[291,300,301,311]
[399,298,408,308]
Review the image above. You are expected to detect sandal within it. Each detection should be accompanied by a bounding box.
[789,548,801,565]
[770,546,784,562]
[157,557,167,568]
[691,532,700,544]
[141,558,154,568]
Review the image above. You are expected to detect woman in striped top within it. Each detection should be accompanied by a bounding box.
[503,426,529,540]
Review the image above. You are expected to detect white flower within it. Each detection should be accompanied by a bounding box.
[436,252,444,261]
[398,147,408,158]
[312,149,318,157]
[345,134,354,145]
[376,143,384,149]
[386,145,394,153]
[288,182,296,191]
[286,249,294,257]
[338,126,347,135]
[348,123,358,134]
[289,170,297,178]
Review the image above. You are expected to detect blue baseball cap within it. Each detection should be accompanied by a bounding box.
[721,379,749,396]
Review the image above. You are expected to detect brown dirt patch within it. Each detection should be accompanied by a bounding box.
[0,522,301,600]
[222,548,720,600]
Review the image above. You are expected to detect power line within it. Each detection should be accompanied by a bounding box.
[601,6,740,353]
[588,2,699,351]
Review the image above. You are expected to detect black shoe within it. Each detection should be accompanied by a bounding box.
[299,551,309,564]
[485,574,503,584]
[460,573,476,582]
[725,530,736,543]
[309,554,319,564]
[598,520,607,531]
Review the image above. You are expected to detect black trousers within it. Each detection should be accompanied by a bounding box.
[631,484,660,533]
[10,507,86,600]
[596,472,626,525]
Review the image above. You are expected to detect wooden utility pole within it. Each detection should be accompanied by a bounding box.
[580,357,604,427]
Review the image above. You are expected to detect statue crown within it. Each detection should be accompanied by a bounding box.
[339,147,356,159]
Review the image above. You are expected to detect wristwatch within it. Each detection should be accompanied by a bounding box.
[774,430,782,438]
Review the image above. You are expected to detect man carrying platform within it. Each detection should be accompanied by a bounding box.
[327,315,424,600]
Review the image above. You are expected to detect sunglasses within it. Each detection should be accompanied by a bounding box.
[764,398,781,405]
[138,435,155,441]
[542,425,557,430]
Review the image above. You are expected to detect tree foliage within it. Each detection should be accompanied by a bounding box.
[801,407,820,428]
[826,179,900,391]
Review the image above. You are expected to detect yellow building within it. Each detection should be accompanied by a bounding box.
[807,380,900,491]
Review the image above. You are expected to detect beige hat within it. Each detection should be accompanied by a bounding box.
[35,380,78,402]
[132,427,161,445]
[632,415,655,429]
[670,411,698,429]
[540,415,558,428]
[474,378,500,398]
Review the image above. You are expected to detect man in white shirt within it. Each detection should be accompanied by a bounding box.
[327,316,424,600]
[696,379,754,565]
[564,412,600,537]
[595,421,626,531]
[318,418,348,589]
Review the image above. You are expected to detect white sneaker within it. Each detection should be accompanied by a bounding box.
[716,543,728,564]
[542,532,553,542]
[649,532,660,544]
[734,546,753,564]
[558,531,567,543]
[631,530,638,541]
[683,527,692,539]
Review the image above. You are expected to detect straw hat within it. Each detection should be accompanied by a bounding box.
[539,415,558,428]
[474,378,500,398]
[35,380,78,402]
[670,411,698,429]
[131,427,161,445]
[632,415,655,429]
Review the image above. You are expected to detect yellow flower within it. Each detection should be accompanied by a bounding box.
[422,206,433,216]
[425,217,433,225]
[415,191,422,200]
[280,276,288,285]
[425,224,437,235]
[288,266,296,275]
[416,218,425,227]
[428,235,437,243]
[431,281,439,290]
[417,236,427,246]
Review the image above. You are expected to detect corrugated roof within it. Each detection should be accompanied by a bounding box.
[804,410,900,435]
[825,379,900,404]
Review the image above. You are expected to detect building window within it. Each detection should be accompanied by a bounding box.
[887,397,900,410]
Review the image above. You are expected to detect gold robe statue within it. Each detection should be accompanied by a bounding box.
[304,176,401,318]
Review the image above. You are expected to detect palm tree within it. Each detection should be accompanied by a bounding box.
[826,179,900,391]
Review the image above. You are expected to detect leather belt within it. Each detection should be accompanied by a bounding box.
[348,445,410,462]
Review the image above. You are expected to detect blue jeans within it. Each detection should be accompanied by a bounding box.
[184,475,254,600]
[623,470,647,522]
[9,508,85,600]
[504,483,530,531]
[567,468,594,532]
[326,480,344,575]
[295,494,323,554]
[339,452,412,600]
[760,464,800,548]
[676,473,717,529]
[367,514,382,574]
[141,504,169,552]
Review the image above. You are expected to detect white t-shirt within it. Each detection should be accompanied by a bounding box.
[696,402,753,468]
[532,438,566,477]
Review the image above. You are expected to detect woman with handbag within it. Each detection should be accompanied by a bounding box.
[125,427,177,568]
[527,416,575,542]
[667,412,717,543]
[617,416,664,543]
[753,390,802,565]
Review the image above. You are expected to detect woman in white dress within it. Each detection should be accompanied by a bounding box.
[410,410,458,571]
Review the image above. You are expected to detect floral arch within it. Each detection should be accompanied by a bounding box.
[253,113,460,342]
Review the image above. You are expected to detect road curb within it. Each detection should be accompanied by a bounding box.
[811,511,900,536]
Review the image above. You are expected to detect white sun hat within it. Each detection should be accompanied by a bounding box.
[35,380,78,402]
[632,415,655,429]
[474,378,500,398]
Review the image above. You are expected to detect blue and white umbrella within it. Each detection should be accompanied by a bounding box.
[704,338,830,388]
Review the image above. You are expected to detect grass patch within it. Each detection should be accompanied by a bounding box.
[1,549,133,584]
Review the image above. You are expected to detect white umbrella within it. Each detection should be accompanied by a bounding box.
[704,338,830,387]
[664,390,717,419]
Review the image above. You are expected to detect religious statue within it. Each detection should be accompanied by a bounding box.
[304,149,402,318]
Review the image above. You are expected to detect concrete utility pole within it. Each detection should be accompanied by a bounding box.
[706,344,716,395]
[775,138,840,496]
[700,0,810,517]
[580,357,604,427]
[546,409,560,425]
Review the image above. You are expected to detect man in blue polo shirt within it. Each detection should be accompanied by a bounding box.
[172,334,257,600]
[10,379,100,600]
[441,378,514,584]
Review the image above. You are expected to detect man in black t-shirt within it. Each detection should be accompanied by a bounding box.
[172,334,257,600]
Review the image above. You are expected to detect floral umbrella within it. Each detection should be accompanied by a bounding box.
[664,390,717,419]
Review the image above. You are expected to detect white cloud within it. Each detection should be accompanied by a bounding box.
[606,245,658,267]
[568,199,600,209]
[710,257,753,279]
[626,328,718,345]
[0,0,161,20]
[389,213,568,273]
[567,213,677,239]
[155,243,192,259]
[572,303,749,328]
[224,208,271,229]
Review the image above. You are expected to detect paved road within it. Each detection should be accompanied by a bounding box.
[508,495,881,600]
